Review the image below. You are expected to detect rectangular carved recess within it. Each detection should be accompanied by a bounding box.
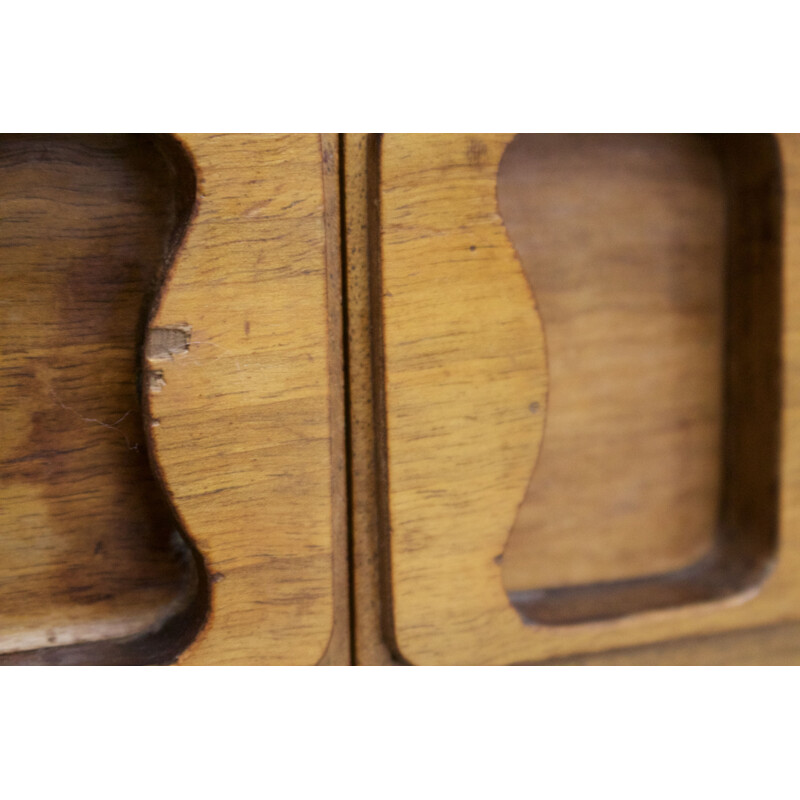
[499,134,782,625]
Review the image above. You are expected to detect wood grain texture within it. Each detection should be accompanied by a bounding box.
[376,134,550,664]
[536,620,800,665]
[357,133,800,665]
[0,133,347,665]
[6,132,797,666]
[0,135,200,661]
[146,134,348,665]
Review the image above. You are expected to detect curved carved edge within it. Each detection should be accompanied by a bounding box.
[376,134,549,665]
[143,134,346,665]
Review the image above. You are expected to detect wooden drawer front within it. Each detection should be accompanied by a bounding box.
[0,134,347,664]
[348,133,797,665]
[4,132,799,665]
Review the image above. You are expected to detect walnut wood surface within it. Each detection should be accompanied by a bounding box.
[353,133,800,665]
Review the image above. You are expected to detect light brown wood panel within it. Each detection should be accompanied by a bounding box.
[353,133,799,665]
[0,133,347,664]
[0,135,202,662]
[146,133,348,665]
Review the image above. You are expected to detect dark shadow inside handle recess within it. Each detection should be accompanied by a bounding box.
[497,133,782,625]
[0,134,208,664]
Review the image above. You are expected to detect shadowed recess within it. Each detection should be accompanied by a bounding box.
[0,134,208,663]
[498,134,781,625]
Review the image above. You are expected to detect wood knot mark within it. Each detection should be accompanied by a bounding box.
[146,324,192,361]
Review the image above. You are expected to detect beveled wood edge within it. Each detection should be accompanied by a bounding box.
[317,133,351,665]
[343,133,405,665]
